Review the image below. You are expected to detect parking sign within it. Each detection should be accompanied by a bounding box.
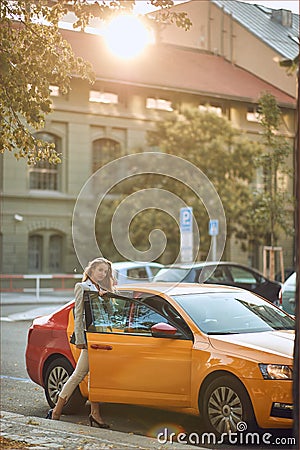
[180,207,193,262]
[180,207,193,233]
[209,219,219,236]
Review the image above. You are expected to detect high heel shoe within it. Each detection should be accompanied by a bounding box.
[46,408,60,420]
[46,409,53,419]
[88,414,110,429]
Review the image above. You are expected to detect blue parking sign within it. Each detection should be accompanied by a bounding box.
[180,207,193,262]
[209,219,219,236]
[180,207,193,232]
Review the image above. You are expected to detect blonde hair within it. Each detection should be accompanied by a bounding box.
[82,257,114,291]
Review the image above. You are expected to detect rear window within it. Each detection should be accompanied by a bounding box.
[154,268,195,282]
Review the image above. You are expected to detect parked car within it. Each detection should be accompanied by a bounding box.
[26,283,294,435]
[153,262,281,304]
[112,261,164,284]
[281,272,296,316]
[275,267,295,283]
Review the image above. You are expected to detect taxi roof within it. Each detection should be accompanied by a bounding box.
[116,282,242,296]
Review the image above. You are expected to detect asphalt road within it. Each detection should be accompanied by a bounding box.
[0,303,203,439]
[0,302,296,449]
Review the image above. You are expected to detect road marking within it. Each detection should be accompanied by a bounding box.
[0,375,33,383]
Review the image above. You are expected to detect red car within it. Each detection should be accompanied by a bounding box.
[26,299,87,413]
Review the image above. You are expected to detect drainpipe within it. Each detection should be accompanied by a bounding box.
[230,12,234,63]
[221,6,224,57]
[207,1,211,53]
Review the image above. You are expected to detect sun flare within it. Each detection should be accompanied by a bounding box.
[104,15,154,59]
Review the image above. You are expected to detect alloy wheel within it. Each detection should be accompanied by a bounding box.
[47,365,70,404]
[207,385,243,434]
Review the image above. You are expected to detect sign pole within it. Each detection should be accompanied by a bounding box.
[209,219,219,262]
[212,235,217,262]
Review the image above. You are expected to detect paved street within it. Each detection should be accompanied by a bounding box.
[0,294,203,448]
[0,292,296,449]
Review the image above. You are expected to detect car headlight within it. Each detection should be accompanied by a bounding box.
[259,363,293,380]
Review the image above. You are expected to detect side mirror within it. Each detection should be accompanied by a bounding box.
[151,322,178,338]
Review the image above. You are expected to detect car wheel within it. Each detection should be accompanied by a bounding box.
[202,375,255,435]
[44,357,86,414]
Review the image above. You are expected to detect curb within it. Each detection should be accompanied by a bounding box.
[0,410,201,450]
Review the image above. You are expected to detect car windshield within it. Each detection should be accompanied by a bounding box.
[154,267,194,282]
[173,291,295,334]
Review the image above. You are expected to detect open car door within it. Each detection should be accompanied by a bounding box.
[86,291,193,408]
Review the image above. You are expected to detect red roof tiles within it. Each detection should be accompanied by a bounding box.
[62,29,296,107]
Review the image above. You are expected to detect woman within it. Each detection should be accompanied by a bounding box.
[46,257,114,428]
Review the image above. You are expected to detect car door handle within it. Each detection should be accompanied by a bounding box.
[90,344,113,350]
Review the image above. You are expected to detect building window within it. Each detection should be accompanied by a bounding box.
[50,85,60,96]
[199,104,222,116]
[92,138,122,172]
[49,235,62,272]
[29,133,61,190]
[247,106,260,122]
[146,97,173,111]
[89,90,118,104]
[28,235,43,272]
[28,232,64,273]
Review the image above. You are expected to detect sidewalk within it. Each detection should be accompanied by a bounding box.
[0,292,74,321]
[0,410,202,450]
[1,291,74,305]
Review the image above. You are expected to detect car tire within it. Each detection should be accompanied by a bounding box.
[44,357,86,414]
[201,375,256,435]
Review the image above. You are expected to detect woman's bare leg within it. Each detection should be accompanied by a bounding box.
[51,396,66,420]
[90,402,105,423]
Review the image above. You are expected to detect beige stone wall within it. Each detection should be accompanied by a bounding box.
[2,79,295,275]
[156,1,297,98]
[1,2,297,275]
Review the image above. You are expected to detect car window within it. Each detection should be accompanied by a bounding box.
[173,291,294,334]
[199,266,229,283]
[127,267,148,280]
[142,295,193,338]
[114,265,156,283]
[150,266,163,277]
[228,266,257,285]
[87,292,191,339]
[88,293,118,332]
[153,268,193,282]
[129,303,168,334]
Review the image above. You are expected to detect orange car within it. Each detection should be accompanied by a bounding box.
[25,283,294,435]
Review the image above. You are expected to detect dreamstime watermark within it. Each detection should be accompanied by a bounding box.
[157,422,296,446]
[72,152,226,284]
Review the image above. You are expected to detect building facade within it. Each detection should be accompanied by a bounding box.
[1,0,298,275]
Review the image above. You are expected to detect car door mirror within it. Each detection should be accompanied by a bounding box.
[151,322,178,338]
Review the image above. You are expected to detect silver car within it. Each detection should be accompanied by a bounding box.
[113,261,164,284]
[281,272,296,316]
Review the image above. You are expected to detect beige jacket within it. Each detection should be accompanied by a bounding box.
[74,279,98,346]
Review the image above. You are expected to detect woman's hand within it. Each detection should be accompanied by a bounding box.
[98,289,107,296]
[76,344,87,349]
